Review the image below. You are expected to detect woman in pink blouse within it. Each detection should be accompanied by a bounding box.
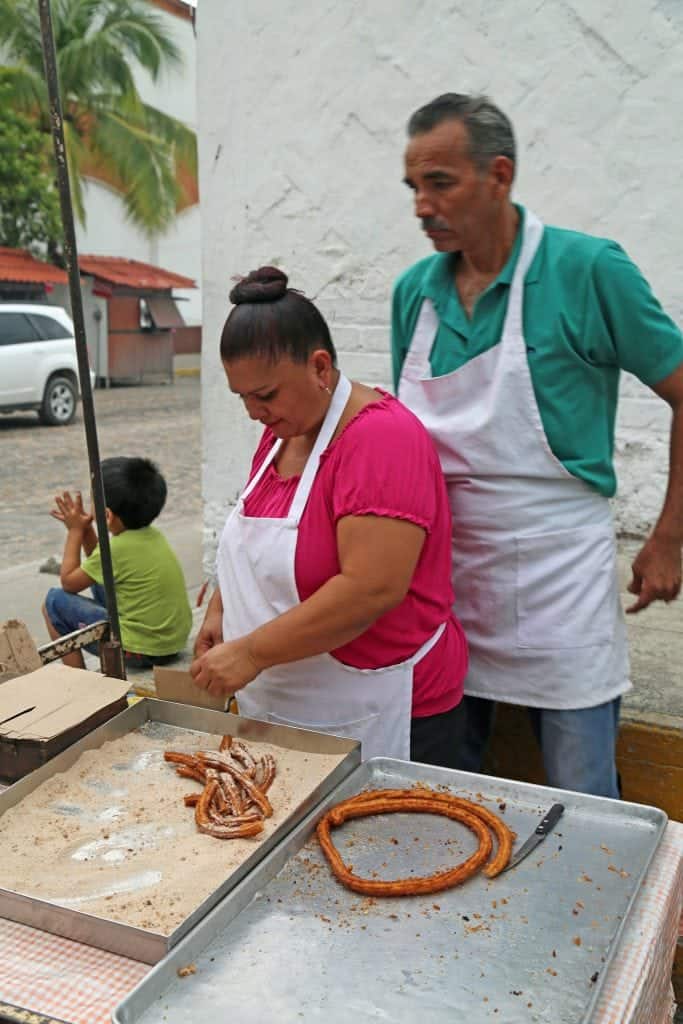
[191,266,468,765]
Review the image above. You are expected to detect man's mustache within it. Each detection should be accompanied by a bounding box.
[421,217,451,232]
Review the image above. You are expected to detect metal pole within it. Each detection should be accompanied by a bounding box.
[37,0,125,680]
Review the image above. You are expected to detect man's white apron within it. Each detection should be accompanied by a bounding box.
[398,209,630,709]
[216,373,446,758]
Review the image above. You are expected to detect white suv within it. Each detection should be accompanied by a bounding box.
[0,304,90,426]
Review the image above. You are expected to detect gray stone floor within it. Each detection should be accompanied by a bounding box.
[0,375,205,647]
[0,375,201,572]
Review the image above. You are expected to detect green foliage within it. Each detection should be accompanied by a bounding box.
[0,0,198,237]
[0,81,62,252]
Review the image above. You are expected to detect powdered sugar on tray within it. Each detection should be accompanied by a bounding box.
[0,721,345,934]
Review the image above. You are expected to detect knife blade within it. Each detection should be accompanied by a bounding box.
[500,802,565,874]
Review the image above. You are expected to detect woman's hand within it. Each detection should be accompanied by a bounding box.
[193,590,224,657]
[190,638,262,697]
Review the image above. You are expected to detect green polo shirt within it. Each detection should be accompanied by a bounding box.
[391,205,683,496]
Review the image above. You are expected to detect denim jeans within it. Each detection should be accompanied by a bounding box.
[44,585,108,654]
[44,585,180,667]
[455,695,621,799]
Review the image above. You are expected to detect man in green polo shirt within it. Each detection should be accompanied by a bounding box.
[393,92,683,798]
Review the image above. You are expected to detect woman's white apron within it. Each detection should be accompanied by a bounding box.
[217,374,446,757]
[398,209,630,709]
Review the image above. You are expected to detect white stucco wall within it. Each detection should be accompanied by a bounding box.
[75,3,201,325]
[49,277,108,378]
[197,0,683,562]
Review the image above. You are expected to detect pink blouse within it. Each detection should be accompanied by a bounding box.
[242,392,467,717]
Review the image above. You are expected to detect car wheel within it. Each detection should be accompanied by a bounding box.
[39,375,78,426]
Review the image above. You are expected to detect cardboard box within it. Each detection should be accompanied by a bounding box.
[0,620,42,684]
[0,663,129,781]
[154,666,227,711]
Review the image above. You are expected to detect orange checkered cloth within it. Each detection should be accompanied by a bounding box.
[0,821,680,1024]
[593,819,683,1024]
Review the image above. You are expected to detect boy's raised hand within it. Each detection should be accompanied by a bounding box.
[50,490,93,532]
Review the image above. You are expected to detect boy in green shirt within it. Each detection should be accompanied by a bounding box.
[42,457,192,669]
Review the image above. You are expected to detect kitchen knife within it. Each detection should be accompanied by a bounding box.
[500,802,565,874]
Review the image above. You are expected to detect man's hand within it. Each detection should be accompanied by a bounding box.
[627,534,682,613]
[50,491,93,532]
[190,638,262,697]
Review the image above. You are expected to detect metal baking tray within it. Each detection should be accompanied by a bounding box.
[113,758,667,1024]
[0,698,360,964]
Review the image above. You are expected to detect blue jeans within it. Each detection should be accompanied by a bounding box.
[45,585,108,655]
[44,585,180,667]
[455,695,621,799]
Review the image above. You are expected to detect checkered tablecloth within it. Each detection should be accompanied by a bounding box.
[0,822,680,1024]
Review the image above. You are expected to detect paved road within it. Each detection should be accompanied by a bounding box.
[0,376,201,572]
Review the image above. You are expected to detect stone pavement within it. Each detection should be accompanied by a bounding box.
[0,375,202,574]
[0,374,206,649]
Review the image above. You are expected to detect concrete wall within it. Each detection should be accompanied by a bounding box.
[75,4,201,326]
[50,277,108,379]
[197,0,683,564]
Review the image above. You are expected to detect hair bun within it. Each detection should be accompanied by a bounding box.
[230,266,288,304]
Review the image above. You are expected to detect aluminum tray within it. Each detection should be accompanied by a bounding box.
[114,758,666,1024]
[0,698,360,964]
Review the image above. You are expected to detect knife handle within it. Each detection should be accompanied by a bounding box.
[535,803,564,835]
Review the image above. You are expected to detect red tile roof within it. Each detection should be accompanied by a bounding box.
[78,255,196,290]
[0,248,68,284]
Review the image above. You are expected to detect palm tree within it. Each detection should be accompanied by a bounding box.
[0,0,198,236]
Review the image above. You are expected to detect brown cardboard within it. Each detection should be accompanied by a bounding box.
[0,620,42,684]
[0,664,129,741]
[154,666,226,711]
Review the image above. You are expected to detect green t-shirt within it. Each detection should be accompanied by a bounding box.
[82,526,192,656]
[391,205,683,496]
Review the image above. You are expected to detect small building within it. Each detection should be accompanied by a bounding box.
[0,249,200,384]
[76,256,197,386]
[0,247,68,301]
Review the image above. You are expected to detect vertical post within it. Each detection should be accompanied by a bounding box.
[37,0,125,680]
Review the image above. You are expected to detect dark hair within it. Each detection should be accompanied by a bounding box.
[101,456,167,529]
[220,266,337,366]
[408,93,516,177]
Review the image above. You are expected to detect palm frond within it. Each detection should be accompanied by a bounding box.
[97,0,183,80]
[87,108,180,234]
[0,0,189,236]
[139,103,197,176]
[0,0,45,72]
[0,64,48,119]
[58,35,139,101]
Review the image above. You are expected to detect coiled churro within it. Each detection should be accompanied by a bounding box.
[316,787,514,895]
[165,736,277,841]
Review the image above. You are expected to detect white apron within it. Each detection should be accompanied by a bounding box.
[398,209,630,709]
[216,373,446,759]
